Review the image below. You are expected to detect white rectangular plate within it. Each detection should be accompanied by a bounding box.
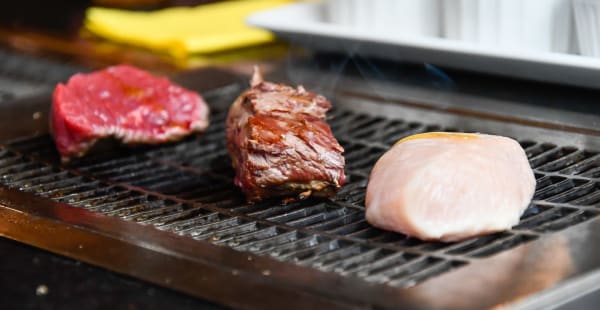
[248,1,600,89]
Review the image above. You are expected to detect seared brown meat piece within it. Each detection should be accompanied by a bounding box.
[226,67,345,203]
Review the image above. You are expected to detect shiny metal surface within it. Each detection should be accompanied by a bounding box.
[4,181,600,310]
[2,64,600,309]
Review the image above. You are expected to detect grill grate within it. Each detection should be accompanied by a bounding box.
[0,49,84,104]
[2,87,600,289]
[0,49,84,85]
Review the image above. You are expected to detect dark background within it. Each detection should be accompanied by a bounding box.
[0,237,223,310]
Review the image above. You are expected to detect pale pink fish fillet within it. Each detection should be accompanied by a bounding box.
[365,132,536,242]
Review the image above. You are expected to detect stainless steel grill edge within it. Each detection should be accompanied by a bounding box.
[2,54,600,309]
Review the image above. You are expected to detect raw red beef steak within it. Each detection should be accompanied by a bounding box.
[51,65,209,161]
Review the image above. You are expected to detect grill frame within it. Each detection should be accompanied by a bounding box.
[3,65,600,309]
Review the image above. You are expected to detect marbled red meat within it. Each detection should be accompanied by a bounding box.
[226,67,345,203]
[51,65,209,161]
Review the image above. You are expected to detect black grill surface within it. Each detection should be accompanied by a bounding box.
[0,49,84,104]
[2,83,600,289]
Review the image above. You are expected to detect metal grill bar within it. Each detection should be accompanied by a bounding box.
[2,82,600,291]
[0,49,85,104]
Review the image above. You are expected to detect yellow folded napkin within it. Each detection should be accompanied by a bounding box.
[85,0,292,58]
